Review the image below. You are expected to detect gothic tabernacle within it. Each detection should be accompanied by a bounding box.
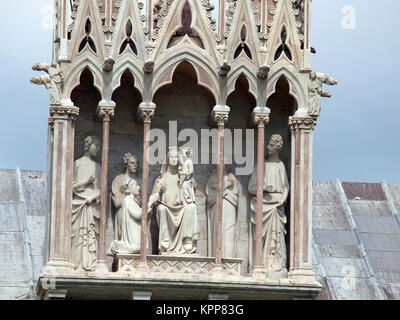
[33,0,337,300]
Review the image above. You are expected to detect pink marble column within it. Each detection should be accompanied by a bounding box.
[288,116,317,282]
[96,102,115,272]
[251,110,270,274]
[211,109,229,266]
[138,103,156,264]
[46,103,79,271]
[218,0,226,39]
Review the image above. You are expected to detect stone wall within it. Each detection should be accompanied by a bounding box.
[0,169,47,300]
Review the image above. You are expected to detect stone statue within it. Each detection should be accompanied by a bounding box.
[151,147,200,255]
[248,134,289,278]
[177,147,196,205]
[31,62,64,105]
[206,164,239,258]
[308,71,338,117]
[111,153,140,240]
[71,136,101,271]
[109,179,160,255]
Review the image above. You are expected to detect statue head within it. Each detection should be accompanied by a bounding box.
[267,134,284,155]
[160,147,180,175]
[124,153,138,174]
[167,147,180,167]
[310,71,317,79]
[126,179,140,196]
[84,136,101,158]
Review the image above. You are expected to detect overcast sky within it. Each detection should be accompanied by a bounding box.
[0,0,399,184]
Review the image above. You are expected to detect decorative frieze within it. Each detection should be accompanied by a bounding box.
[115,254,243,276]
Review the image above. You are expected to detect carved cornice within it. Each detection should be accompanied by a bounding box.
[289,116,317,131]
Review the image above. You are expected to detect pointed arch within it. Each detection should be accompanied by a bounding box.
[111,57,145,94]
[111,70,143,117]
[70,68,102,115]
[152,49,219,102]
[227,64,258,101]
[267,67,306,111]
[226,74,256,132]
[65,58,103,100]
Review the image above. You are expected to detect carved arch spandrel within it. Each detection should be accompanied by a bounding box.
[151,0,220,63]
[266,0,303,69]
[110,0,147,61]
[225,0,261,65]
[152,50,219,102]
[68,0,106,62]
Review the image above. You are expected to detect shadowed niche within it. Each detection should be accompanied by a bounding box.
[167,2,205,49]
[266,76,297,267]
[71,68,101,119]
[111,70,142,121]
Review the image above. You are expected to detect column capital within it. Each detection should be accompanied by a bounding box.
[251,106,270,127]
[138,102,156,124]
[50,105,80,122]
[289,116,317,131]
[96,101,116,122]
[210,105,230,126]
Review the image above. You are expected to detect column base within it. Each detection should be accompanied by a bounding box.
[289,266,320,285]
[95,260,109,273]
[267,269,288,280]
[251,266,266,279]
[44,259,75,273]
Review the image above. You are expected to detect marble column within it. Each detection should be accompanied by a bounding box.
[210,106,229,266]
[46,101,79,271]
[251,107,270,276]
[96,101,116,272]
[288,116,317,282]
[138,103,156,265]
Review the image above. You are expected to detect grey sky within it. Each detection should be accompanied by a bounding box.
[0,1,399,183]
